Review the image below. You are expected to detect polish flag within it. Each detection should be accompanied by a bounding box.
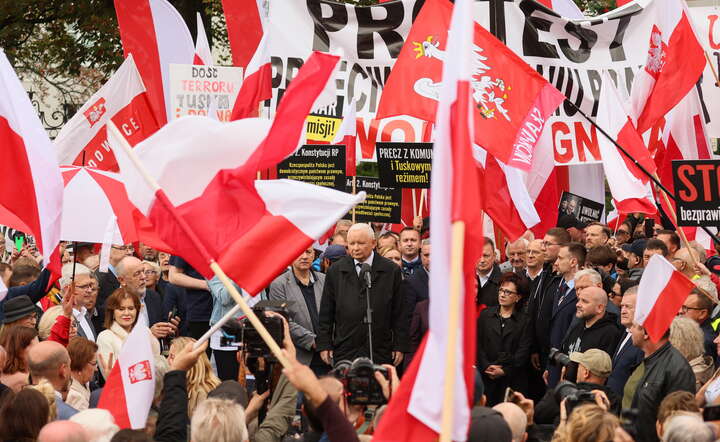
[97,323,156,428]
[54,55,159,172]
[110,52,364,295]
[374,0,482,439]
[635,254,695,342]
[0,50,64,268]
[597,73,657,215]
[534,0,584,19]
[221,0,264,69]
[230,27,272,120]
[630,0,705,134]
[193,13,213,66]
[332,99,358,176]
[114,0,196,125]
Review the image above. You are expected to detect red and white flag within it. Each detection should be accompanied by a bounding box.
[377,0,564,171]
[110,52,364,295]
[534,0,584,19]
[597,73,657,215]
[635,254,695,342]
[97,324,155,428]
[230,27,272,120]
[374,0,482,439]
[193,13,213,66]
[332,99,358,176]
[0,50,64,268]
[630,0,705,134]
[55,55,159,171]
[221,0,264,69]
[114,0,196,125]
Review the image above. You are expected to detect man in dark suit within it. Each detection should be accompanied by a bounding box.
[607,286,644,397]
[94,244,134,327]
[116,256,178,339]
[477,237,502,307]
[403,239,430,367]
[318,223,408,366]
[546,242,585,387]
[269,246,327,374]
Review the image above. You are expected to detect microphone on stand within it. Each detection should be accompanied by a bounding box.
[360,263,372,288]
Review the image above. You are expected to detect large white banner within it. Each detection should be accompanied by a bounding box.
[688,4,720,138]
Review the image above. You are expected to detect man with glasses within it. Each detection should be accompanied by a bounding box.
[505,238,528,274]
[59,263,97,341]
[614,222,632,246]
[679,288,718,358]
[95,243,134,327]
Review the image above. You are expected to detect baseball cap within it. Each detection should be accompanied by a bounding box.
[621,239,647,257]
[467,407,512,442]
[569,349,612,378]
[320,245,347,262]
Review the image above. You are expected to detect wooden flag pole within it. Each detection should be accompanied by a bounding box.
[107,122,290,368]
[439,221,466,442]
[412,188,418,219]
[706,51,720,87]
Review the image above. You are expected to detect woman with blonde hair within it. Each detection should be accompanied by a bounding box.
[670,316,714,390]
[168,336,220,417]
[378,246,402,268]
[552,404,620,442]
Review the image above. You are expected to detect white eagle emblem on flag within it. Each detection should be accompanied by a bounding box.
[645,25,667,77]
[128,360,152,384]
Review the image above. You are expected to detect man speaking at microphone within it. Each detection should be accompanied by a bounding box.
[317,223,408,366]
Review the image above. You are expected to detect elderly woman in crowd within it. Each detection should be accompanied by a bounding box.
[0,295,38,339]
[0,326,38,392]
[66,337,99,411]
[96,288,163,378]
[670,316,714,390]
[168,336,220,417]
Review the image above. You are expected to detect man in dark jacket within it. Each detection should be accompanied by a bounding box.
[630,323,696,442]
[607,286,644,397]
[94,243,134,325]
[477,237,502,307]
[317,223,408,366]
[403,239,430,367]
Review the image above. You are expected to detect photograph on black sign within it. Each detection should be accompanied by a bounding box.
[277,144,346,191]
[558,191,604,225]
[376,142,433,189]
[344,176,402,224]
[672,160,720,227]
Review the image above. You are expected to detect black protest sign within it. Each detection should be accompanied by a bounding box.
[376,142,433,189]
[344,177,401,223]
[672,160,720,227]
[277,144,346,191]
[558,191,604,225]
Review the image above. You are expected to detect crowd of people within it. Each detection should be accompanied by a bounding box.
[0,215,719,442]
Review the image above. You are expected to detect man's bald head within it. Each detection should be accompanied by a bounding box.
[38,420,89,442]
[28,341,70,384]
[493,402,527,442]
[674,248,699,277]
[576,286,608,323]
[585,286,608,307]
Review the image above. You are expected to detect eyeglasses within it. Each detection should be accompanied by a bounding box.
[75,283,95,292]
[143,270,158,275]
[680,305,706,313]
[498,288,518,296]
[616,230,630,236]
[112,245,134,252]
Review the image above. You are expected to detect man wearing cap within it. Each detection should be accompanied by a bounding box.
[535,349,620,424]
[557,214,586,243]
[621,239,646,281]
[319,245,346,273]
[268,246,328,373]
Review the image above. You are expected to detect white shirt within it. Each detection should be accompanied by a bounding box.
[138,290,150,328]
[72,307,95,341]
[478,273,490,288]
[354,251,375,276]
[614,330,633,358]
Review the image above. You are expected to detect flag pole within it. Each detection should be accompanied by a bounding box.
[107,122,290,368]
[705,52,720,87]
[564,98,720,246]
[352,176,357,223]
[439,220,465,442]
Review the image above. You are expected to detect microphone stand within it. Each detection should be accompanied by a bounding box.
[362,270,374,362]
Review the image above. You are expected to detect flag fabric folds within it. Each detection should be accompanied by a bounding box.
[54,55,159,171]
[0,50,64,268]
[97,324,156,428]
[230,10,271,120]
[332,99,358,177]
[635,255,695,342]
[221,0,264,69]
[374,0,482,439]
[376,0,564,171]
[114,0,196,125]
[193,12,213,66]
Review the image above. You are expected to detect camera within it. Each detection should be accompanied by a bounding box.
[220,300,288,361]
[330,357,388,406]
[548,348,572,367]
[554,381,597,415]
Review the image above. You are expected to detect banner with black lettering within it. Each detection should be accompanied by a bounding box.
[503,0,714,165]
[277,144,346,191]
[344,177,402,223]
[672,160,720,227]
[376,142,432,188]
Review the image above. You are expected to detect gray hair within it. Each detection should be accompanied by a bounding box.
[191,398,248,442]
[59,263,92,289]
[505,238,528,255]
[69,409,119,442]
[574,268,602,286]
[421,239,431,247]
[662,412,714,442]
[348,223,375,240]
[669,317,705,361]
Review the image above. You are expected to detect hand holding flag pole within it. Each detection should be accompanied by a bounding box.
[106,121,290,368]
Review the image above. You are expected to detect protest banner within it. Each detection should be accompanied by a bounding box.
[687,4,720,138]
[672,160,720,227]
[277,144,346,191]
[168,64,243,121]
[345,177,402,223]
[558,191,604,224]
[376,142,433,188]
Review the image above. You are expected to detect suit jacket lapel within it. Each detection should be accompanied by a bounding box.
[286,272,312,326]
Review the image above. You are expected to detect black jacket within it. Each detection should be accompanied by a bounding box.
[631,342,696,442]
[402,267,429,329]
[476,265,502,307]
[144,288,164,327]
[535,382,621,425]
[476,306,528,377]
[154,370,188,442]
[607,332,644,397]
[317,254,408,365]
[94,269,120,328]
[560,311,623,382]
[522,264,560,363]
